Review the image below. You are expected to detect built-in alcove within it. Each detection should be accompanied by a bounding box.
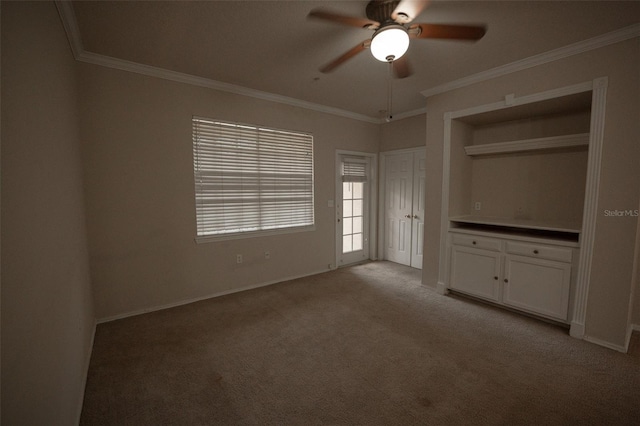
[438,81,609,331]
[448,91,592,237]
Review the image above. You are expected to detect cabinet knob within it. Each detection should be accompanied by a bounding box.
[504,278,509,283]
[494,276,498,280]
[533,249,539,254]
[472,241,477,245]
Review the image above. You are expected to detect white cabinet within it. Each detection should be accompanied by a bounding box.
[450,246,501,302]
[503,255,571,320]
[448,230,576,322]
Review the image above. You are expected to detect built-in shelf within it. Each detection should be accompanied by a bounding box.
[464,133,589,156]
[449,215,582,234]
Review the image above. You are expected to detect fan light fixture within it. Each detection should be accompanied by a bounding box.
[370,24,410,62]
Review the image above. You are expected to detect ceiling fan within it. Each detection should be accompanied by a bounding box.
[309,0,487,78]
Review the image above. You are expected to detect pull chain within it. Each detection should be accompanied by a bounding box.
[386,60,393,122]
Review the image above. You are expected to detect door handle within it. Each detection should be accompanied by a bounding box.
[413,215,419,219]
[404,214,412,219]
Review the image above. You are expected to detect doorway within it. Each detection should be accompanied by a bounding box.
[336,152,376,267]
[380,148,426,269]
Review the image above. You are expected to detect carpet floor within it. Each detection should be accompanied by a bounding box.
[80,261,640,425]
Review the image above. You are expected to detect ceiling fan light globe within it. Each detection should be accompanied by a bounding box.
[370,25,410,62]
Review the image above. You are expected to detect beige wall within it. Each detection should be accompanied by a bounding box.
[78,64,381,320]
[1,2,95,424]
[380,114,426,152]
[424,38,640,349]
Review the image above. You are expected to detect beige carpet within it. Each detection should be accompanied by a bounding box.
[80,261,640,425]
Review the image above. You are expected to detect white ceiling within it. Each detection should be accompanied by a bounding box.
[70,1,639,121]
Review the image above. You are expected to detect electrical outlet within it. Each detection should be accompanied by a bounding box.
[264,251,270,260]
[474,201,482,211]
[236,254,243,264]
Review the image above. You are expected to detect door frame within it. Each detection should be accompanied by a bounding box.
[378,146,426,264]
[335,150,378,268]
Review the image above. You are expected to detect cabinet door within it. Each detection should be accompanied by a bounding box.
[450,246,501,302]
[503,255,571,321]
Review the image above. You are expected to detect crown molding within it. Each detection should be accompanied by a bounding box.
[420,23,640,98]
[54,1,380,124]
[76,51,381,124]
[55,2,638,124]
[55,0,83,59]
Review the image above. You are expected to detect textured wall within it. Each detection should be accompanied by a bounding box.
[1,2,95,424]
[77,63,381,320]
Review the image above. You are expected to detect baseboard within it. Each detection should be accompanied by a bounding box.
[623,323,640,353]
[436,281,448,295]
[583,334,627,353]
[97,267,332,324]
[76,319,97,425]
[569,321,585,339]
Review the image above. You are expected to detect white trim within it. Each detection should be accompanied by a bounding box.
[583,335,627,353]
[76,320,96,425]
[391,107,427,121]
[437,115,452,291]
[438,80,607,344]
[195,225,316,244]
[54,1,379,124]
[80,51,380,124]
[449,81,595,120]
[570,77,608,339]
[55,1,638,123]
[421,24,640,99]
[335,150,378,268]
[55,0,83,59]
[463,133,589,156]
[379,146,426,155]
[96,268,331,324]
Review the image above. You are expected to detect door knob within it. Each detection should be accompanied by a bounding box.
[404,214,412,218]
[413,215,419,219]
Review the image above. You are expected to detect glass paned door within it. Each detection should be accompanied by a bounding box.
[337,154,370,266]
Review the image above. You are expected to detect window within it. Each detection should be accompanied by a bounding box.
[192,117,314,241]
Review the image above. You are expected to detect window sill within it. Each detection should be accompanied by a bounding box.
[195,225,316,243]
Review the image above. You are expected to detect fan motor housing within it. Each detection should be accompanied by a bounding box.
[366,0,401,23]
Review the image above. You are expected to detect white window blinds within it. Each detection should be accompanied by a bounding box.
[342,156,368,182]
[192,117,314,239]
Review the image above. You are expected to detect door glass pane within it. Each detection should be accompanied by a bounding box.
[352,233,363,251]
[343,218,353,235]
[343,182,353,199]
[343,235,352,253]
[343,200,353,217]
[353,199,363,216]
[352,216,362,233]
[353,183,363,199]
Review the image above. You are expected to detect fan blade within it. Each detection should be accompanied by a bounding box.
[410,23,486,40]
[393,56,412,79]
[392,0,430,24]
[308,9,379,29]
[320,40,370,73]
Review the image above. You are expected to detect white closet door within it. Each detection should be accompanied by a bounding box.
[410,150,426,269]
[385,153,413,266]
